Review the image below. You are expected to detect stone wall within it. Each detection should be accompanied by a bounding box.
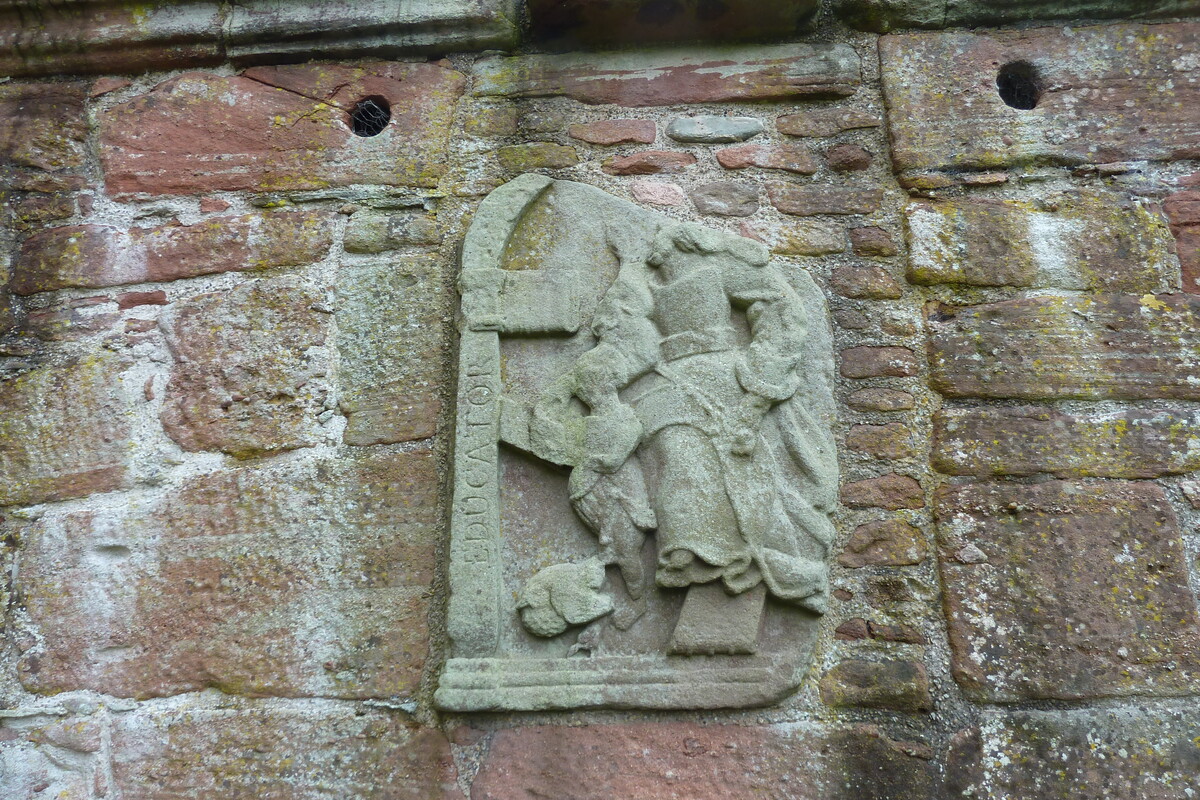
[2,1,1199,797]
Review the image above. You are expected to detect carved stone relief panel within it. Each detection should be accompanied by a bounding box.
[436,174,838,711]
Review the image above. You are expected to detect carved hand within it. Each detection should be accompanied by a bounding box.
[727,392,773,456]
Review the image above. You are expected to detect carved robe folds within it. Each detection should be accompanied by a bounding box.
[438,174,837,711]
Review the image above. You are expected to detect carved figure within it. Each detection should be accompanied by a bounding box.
[525,221,834,653]
[439,174,836,711]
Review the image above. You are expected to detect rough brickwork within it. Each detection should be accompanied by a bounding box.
[2,2,1199,798]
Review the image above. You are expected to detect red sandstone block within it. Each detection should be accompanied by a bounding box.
[929,294,1200,400]
[100,64,466,196]
[16,447,440,699]
[0,82,89,174]
[160,279,329,458]
[850,226,897,257]
[715,143,817,174]
[819,660,932,712]
[1164,191,1200,293]
[881,22,1200,173]
[777,107,880,137]
[13,212,332,295]
[472,722,934,799]
[933,406,1200,478]
[110,701,457,798]
[838,519,925,568]
[602,150,696,175]
[0,355,133,507]
[767,183,882,216]
[830,265,902,300]
[935,480,1200,702]
[568,119,656,145]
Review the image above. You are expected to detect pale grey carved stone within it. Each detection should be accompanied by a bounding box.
[438,174,838,711]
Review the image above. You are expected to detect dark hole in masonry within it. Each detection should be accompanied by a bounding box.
[350,97,391,137]
[997,61,1042,110]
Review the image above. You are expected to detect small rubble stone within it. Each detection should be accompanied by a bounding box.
[847,423,913,459]
[840,346,919,378]
[826,143,873,172]
[715,143,817,174]
[839,519,926,567]
[690,182,759,216]
[568,119,656,145]
[630,179,687,206]
[846,388,915,412]
[768,183,883,216]
[850,226,897,257]
[835,618,870,640]
[464,104,519,137]
[834,309,871,329]
[830,265,902,299]
[841,474,925,510]
[819,659,932,712]
[603,150,696,175]
[667,115,764,143]
[777,108,881,137]
[741,219,844,255]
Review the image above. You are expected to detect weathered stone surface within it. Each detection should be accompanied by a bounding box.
[849,226,897,257]
[906,193,1177,291]
[338,258,447,446]
[0,82,89,175]
[0,356,132,507]
[820,660,932,712]
[839,0,1200,32]
[110,699,457,798]
[841,474,924,510]
[830,265,902,300]
[496,142,580,171]
[826,143,873,172]
[934,406,1200,478]
[666,115,764,143]
[161,279,329,458]
[741,219,844,255]
[1164,190,1200,293]
[777,108,880,138]
[846,388,914,412]
[929,294,1200,400]
[568,119,656,145]
[959,704,1200,799]
[630,179,686,206]
[464,104,519,137]
[689,182,759,216]
[602,150,696,175]
[881,23,1200,173]
[527,0,820,47]
[0,2,221,77]
[444,175,837,711]
[224,0,521,63]
[101,64,466,196]
[18,447,439,699]
[934,480,1200,702]
[839,519,925,568]
[475,43,861,106]
[0,713,106,798]
[343,211,440,253]
[846,423,912,459]
[13,212,333,295]
[473,722,935,800]
[715,143,817,175]
[840,346,918,378]
[768,184,883,216]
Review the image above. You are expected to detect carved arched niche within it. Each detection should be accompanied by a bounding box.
[438,174,837,711]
